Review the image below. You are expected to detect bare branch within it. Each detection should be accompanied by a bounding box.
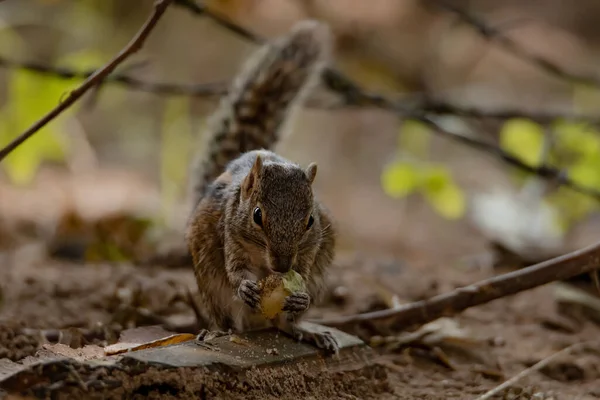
[321,72,600,200]
[173,0,265,44]
[5,54,600,126]
[429,0,600,88]
[0,56,228,98]
[0,0,175,162]
[2,0,599,200]
[173,3,600,199]
[4,55,600,126]
[474,341,596,400]
[312,241,600,338]
[416,100,600,126]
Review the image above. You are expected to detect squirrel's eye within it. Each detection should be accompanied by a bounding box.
[306,215,314,230]
[253,207,263,227]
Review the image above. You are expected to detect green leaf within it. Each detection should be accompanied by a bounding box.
[398,119,431,158]
[381,161,420,198]
[499,118,545,166]
[546,187,599,231]
[568,158,600,190]
[0,69,74,185]
[160,97,193,222]
[421,166,466,220]
[553,120,600,161]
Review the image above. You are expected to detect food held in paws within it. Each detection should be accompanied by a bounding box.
[258,270,306,319]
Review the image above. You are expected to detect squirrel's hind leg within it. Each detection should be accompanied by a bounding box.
[273,314,339,355]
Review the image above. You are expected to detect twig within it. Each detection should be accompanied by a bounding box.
[417,100,600,126]
[0,56,228,97]
[172,2,600,200]
[3,0,600,200]
[6,56,600,125]
[429,0,600,88]
[173,0,265,44]
[312,240,600,337]
[474,341,595,400]
[0,0,175,162]
[342,88,600,200]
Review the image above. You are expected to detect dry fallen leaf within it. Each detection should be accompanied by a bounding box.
[103,325,195,356]
[104,333,195,356]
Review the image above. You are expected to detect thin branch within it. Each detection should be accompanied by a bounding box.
[5,55,600,125]
[474,341,595,400]
[172,2,600,200]
[0,56,228,97]
[173,0,265,44]
[312,240,600,338]
[2,0,600,200]
[0,0,175,162]
[324,75,600,200]
[416,100,600,126]
[429,0,600,88]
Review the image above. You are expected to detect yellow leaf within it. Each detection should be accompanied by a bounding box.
[160,97,193,221]
[381,161,420,198]
[546,188,599,231]
[568,159,600,190]
[421,167,466,220]
[553,120,600,161]
[499,118,544,166]
[0,69,73,185]
[398,119,431,158]
[104,333,196,356]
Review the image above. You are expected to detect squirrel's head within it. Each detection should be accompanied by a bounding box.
[235,155,321,275]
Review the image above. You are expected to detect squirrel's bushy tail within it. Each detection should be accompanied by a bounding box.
[191,20,331,202]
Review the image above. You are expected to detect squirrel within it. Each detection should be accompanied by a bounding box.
[185,20,338,353]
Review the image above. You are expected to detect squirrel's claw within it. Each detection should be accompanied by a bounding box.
[195,329,229,342]
[238,279,261,309]
[283,292,310,313]
[312,330,339,355]
[287,323,339,355]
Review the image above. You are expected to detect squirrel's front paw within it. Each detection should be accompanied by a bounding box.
[238,279,261,309]
[283,292,310,313]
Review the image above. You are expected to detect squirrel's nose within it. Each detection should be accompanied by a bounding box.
[271,254,294,273]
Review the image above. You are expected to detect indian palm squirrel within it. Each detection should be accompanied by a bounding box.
[186,20,338,353]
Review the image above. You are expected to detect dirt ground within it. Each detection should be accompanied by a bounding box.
[1,247,600,399]
[1,173,600,399]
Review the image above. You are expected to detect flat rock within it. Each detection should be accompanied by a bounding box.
[0,323,382,399]
[123,322,366,370]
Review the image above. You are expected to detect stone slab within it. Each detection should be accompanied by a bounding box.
[121,322,369,371]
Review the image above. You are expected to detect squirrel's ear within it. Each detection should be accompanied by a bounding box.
[242,155,263,199]
[305,162,317,185]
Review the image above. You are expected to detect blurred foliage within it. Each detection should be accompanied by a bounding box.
[0,2,109,186]
[160,97,194,225]
[381,120,466,220]
[0,69,72,185]
[499,117,600,232]
[49,210,155,262]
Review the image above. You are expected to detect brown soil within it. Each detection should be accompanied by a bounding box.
[1,173,600,400]
[1,249,600,399]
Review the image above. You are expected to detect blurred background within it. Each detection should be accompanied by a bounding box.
[4,2,600,396]
[2,0,600,270]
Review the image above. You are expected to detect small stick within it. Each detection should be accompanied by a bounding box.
[313,241,600,336]
[474,342,594,400]
[0,0,174,162]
